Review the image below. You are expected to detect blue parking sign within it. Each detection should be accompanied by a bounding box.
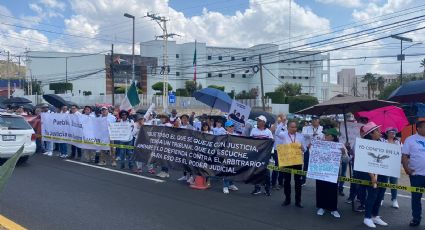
[169,93,176,104]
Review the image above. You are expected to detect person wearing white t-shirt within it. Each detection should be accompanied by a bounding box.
[402,120,425,227]
[250,115,274,196]
[272,113,287,190]
[213,120,227,135]
[301,115,323,185]
[281,120,306,208]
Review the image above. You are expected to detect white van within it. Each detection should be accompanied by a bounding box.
[0,113,36,163]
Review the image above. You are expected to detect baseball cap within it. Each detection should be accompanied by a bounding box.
[225,120,234,127]
[256,115,267,123]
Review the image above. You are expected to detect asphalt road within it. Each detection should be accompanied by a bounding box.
[0,154,420,230]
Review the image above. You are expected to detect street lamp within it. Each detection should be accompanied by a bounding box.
[390,35,413,85]
[124,13,135,85]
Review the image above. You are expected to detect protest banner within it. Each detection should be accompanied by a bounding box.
[277,143,303,167]
[108,122,132,141]
[41,113,110,150]
[307,140,343,183]
[228,100,251,134]
[134,126,273,183]
[354,138,402,178]
[339,122,362,145]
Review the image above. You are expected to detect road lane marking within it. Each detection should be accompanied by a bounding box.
[0,215,27,230]
[65,160,165,183]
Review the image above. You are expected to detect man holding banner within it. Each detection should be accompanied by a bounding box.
[278,120,306,208]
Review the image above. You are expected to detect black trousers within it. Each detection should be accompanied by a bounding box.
[301,149,309,184]
[271,150,283,186]
[71,146,82,158]
[283,164,302,203]
[316,180,338,211]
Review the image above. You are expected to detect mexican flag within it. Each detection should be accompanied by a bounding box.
[120,82,140,111]
[193,40,197,81]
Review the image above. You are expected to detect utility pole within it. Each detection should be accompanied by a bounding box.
[147,13,179,112]
[17,55,21,89]
[124,13,135,83]
[65,57,68,94]
[6,51,10,99]
[111,44,115,106]
[259,54,266,111]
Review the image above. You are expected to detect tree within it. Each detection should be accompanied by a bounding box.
[361,73,376,99]
[49,82,73,94]
[24,80,42,95]
[275,83,302,96]
[207,85,225,91]
[185,80,202,96]
[420,58,425,78]
[152,82,173,95]
[378,80,399,100]
[175,88,189,97]
[377,76,386,93]
[287,95,319,113]
[235,88,257,99]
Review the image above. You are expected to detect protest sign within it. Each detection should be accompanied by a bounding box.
[339,122,362,145]
[277,143,303,167]
[134,126,273,183]
[108,122,132,141]
[228,100,251,134]
[41,113,110,150]
[354,138,402,178]
[307,140,343,183]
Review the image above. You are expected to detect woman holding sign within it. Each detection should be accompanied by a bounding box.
[359,122,389,228]
[315,128,344,218]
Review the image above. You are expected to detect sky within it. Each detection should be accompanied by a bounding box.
[1,0,425,83]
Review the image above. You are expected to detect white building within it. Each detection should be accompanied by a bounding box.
[26,51,106,95]
[141,40,331,101]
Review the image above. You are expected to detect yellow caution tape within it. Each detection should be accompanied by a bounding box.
[39,135,135,150]
[267,165,425,193]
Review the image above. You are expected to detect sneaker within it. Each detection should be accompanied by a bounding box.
[317,208,325,216]
[42,151,49,155]
[356,205,365,212]
[97,161,107,166]
[331,211,341,218]
[187,176,195,185]
[251,189,262,195]
[410,219,420,227]
[273,185,281,190]
[178,175,189,181]
[392,199,399,209]
[47,151,53,156]
[112,161,117,167]
[372,216,388,226]
[157,172,170,178]
[345,199,353,204]
[229,185,239,191]
[223,187,229,194]
[364,218,377,228]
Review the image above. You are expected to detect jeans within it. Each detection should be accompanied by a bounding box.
[348,170,367,206]
[365,175,387,219]
[59,143,68,156]
[223,179,234,188]
[301,149,310,184]
[410,175,425,222]
[338,161,348,193]
[271,151,283,187]
[389,177,398,201]
[116,140,133,169]
[254,167,271,193]
[44,141,53,152]
[36,138,44,153]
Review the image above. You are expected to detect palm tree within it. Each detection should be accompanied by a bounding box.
[420,58,425,79]
[377,76,386,93]
[361,73,376,99]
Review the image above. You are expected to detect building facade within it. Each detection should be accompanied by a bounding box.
[140,40,331,101]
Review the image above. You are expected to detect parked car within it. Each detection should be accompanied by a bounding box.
[0,112,36,164]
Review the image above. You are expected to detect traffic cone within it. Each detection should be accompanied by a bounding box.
[189,176,208,190]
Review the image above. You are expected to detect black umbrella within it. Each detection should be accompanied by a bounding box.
[249,111,276,127]
[388,79,425,103]
[3,97,32,105]
[43,94,68,108]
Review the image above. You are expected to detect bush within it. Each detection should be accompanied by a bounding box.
[287,95,319,113]
[207,85,225,91]
[176,88,189,97]
[115,87,125,94]
[83,91,92,96]
[49,83,73,94]
[152,82,173,95]
[265,92,286,104]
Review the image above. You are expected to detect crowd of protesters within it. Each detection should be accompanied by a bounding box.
[10,103,425,228]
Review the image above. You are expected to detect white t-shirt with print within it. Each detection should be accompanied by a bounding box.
[402,134,425,176]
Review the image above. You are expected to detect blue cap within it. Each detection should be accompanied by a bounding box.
[225,120,234,127]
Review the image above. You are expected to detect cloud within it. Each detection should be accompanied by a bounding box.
[29,3,43,14]
[40,0,66,11]
[352,0,411,21]
[316,0,363,8]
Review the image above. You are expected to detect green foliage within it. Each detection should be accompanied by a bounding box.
[82,91,92,96]
[275,83,302,97]
[185,80,202,96]
[265,92,286,104]
[175,88,189,97]
[228,90,235,99]
[235,88,257,99]
[115,87,125,94]
[207,85,225,91]
[287,95,319,113]
[24,80,42,95]
[378,80,400,100]
[49,82,73,94]
[152,82,173,95]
